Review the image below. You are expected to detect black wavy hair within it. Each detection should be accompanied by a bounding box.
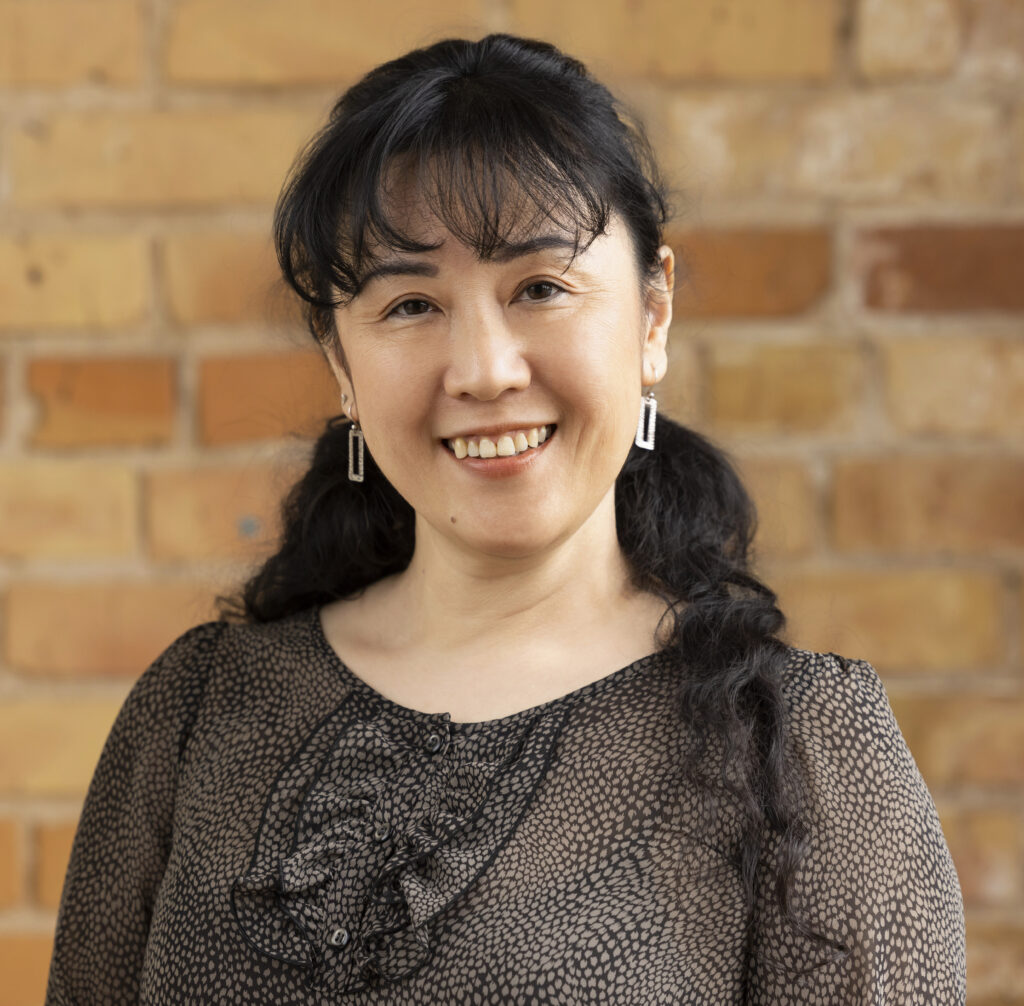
[221,33,849,973]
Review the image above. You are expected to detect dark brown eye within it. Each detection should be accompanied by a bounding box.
[522,282,562,301]
[390,299,432,317]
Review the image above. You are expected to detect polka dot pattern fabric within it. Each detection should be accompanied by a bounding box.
[46,607,966,1004]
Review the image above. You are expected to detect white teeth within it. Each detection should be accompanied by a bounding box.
[446,425,555,459]
[496,435,516,457]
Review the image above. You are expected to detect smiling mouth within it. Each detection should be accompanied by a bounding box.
[443,425,555,459]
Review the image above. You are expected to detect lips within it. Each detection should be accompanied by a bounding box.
[443,425,555,459]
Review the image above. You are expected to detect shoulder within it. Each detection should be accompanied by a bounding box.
[774,645,935,834]
[778,646,896,745]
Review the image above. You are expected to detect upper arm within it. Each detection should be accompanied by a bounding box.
[746,652,966,1005]
[45,620,225,1006]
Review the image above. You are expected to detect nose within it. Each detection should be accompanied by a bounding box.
[442,305,531,401]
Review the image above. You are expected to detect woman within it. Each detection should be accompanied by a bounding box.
[47,34,966,1004]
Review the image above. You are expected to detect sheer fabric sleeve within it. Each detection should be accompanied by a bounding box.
[745,653,966,1005]
[45,621,225,1006]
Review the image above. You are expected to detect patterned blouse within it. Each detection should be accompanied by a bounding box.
[46,606,966,1004]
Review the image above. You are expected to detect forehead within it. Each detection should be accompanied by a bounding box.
[361,157,597,261]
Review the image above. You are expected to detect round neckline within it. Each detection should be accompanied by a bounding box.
[308,605,672,733]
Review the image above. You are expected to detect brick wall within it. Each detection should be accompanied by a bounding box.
[0,1,1021,1002]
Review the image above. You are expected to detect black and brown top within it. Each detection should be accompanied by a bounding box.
[46,607,966,1004]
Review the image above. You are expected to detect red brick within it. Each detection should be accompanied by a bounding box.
[856,0,961,79]
[879,334,1024,437]
[671,228,831,318]
[0,0,142,86]
[511,0,836,81]
[858,226,1024,312]
[937,804,1023,908]
[0,934,55,1006]
[0,818,20,908]
[166,0,483,84]
[162,231,281,325]
[962,0,1024,84]
[0,463,137,559]
[966,916,1024,1004]
[658,331,700,426]
[662,93,1003,203]
[10,109,320,208]
[0,699,123,796]
[833,456,1024,554]
[145,463,300,561]
[6,581,216,678]
[28,357,176,447]
[197,351,338,445]
[888,692,1024,787]
[769,567,1004,672]
[735,458,817,558]
[709,341,865,433]
[0,234,148,332]
[34,821,77,910]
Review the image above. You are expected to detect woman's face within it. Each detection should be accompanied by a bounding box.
[328,197,673,562]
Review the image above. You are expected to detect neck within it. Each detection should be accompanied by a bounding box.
[382,490,636,655]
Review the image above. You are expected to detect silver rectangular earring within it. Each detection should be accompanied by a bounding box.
[635,391,657,450]
[348,423,365,482]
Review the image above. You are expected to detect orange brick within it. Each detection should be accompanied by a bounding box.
[858,225,1024,312]
[145,463,300,561]
[856,0,961,79]
[879,335,1024,437]
[166,0,483,84]
[662,93,1002,203]
[0,463,137,559]
[511,0,836,81]
[0,699,123,796]
[889,693,1024,787]
[962,0,1024,84]
[28,357,175,447]
[833,456,1024,554]
[6,581,216,678]
[10,109,320,209]
[0,818,20,908]
[769,567,1004,672]
[0,933,55,1006]
[0,0,142,86]
[735,458,817,558]
[966,916,1024,1004]
[709,341,865,433]
[658,330,700,425]
[197,351,338,445]
[162,231,282,325]
[937,804,1022,908]
[34,821,77,910]
[671,228,831,318]
[0,234,148,332]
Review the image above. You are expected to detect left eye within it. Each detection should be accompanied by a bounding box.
[520,281,563,301]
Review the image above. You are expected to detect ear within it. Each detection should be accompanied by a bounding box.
[642,245,674,388]
[323,338,358,423]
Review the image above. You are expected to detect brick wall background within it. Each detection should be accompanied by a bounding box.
[0,1,1021,1002]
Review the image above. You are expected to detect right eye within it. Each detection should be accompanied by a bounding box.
[388,299,433,318]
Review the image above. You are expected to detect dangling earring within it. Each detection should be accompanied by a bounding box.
[348,420,365,482]
[341,394,364,483]
[635,390,657,450]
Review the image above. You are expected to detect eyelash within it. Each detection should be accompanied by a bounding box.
[386,281,566,318]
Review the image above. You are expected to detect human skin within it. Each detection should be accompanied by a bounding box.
[318,195,676,721]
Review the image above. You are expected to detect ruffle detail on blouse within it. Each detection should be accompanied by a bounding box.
[230,699,569,995]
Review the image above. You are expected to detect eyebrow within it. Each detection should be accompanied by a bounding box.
[358,234,579,289]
